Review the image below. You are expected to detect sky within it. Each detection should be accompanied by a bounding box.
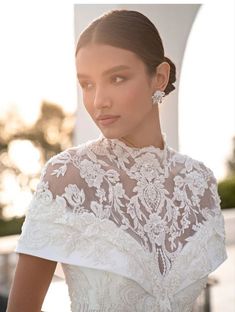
[0,2,78,218]
[0,2,77,125]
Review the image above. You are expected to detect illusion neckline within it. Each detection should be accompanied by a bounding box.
[99,132,168,157]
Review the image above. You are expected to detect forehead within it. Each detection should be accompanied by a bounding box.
[76,43,146,77]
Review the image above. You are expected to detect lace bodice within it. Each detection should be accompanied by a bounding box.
[16,133,227,311]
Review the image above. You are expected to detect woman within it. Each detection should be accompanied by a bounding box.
[7,9,227,312]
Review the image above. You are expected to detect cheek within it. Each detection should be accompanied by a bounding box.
[82,97,97,123]
[120,80,151,112]
[82,95,93,114]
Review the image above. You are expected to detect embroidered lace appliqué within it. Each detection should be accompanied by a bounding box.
[33,134,223,277]
[16,134,227,311]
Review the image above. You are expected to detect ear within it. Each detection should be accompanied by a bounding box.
[153,62,170,92]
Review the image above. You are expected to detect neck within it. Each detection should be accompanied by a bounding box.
[120,106,164,149]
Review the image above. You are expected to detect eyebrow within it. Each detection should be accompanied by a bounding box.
[77,65,131,79]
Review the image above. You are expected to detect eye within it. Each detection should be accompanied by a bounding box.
[79,81,93,90]
[111,75,126,84]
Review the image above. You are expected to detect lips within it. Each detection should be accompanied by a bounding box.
[96,115,119,120]
[97,116,120,126]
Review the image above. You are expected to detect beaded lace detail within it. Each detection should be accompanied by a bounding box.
[16,133,227,311]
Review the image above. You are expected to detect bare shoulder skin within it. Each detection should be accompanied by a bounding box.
[6,253,57,312]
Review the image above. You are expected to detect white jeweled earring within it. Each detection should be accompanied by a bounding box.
[152,90,165,105]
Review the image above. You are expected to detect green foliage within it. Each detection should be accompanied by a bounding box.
[217,135,235,209]
[218,177,235,209]
[227,136,235,176]
[0,216,25,237]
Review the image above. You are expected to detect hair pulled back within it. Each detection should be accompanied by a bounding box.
[76,9,176,95]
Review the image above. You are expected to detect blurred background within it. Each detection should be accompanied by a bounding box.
[0,1,234,312]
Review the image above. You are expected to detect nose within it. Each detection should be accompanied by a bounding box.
[93,85,111,109]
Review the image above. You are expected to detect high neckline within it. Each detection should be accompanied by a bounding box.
[99,132,168,158]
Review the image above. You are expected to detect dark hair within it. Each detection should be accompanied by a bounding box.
[75,9,176,95]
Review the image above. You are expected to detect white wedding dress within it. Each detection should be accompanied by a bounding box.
[15,133,227,312]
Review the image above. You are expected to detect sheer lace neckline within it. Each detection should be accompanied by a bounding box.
[98,132,168,155]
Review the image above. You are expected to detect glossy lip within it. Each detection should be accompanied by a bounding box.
[96,114,120,120]
[97,116,120,126]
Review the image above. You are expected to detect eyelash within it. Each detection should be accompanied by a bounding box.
[111,75,126,83]
[80,75,126,90]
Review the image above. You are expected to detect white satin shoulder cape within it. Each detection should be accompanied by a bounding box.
[16,133,227,312]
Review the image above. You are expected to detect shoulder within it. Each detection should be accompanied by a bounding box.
[169,148,215,180]
[43,137,100,174]
[163,150,223,226]
[169,149,219,204]
[37,138,101,196]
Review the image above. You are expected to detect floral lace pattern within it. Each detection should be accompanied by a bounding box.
[16,133,227,311]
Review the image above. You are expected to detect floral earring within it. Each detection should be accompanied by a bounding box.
[152,90,165,105]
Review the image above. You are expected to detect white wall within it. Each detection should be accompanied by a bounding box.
[179,2,235,180]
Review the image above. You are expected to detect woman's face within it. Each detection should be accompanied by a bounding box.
[76,43,156,139]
